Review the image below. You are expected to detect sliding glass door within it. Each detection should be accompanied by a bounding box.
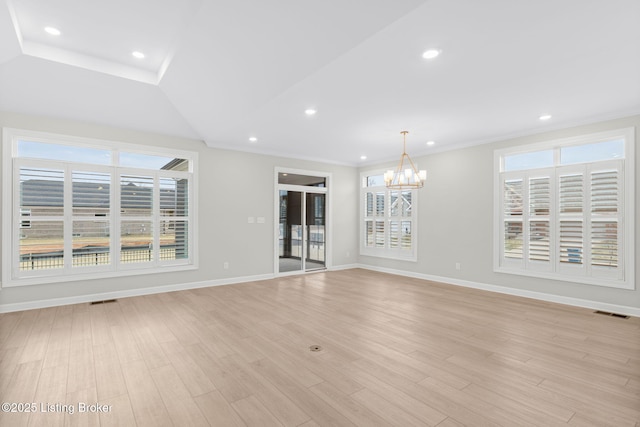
[277,171,328,274]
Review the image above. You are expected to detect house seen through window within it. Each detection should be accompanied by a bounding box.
[3,130,197,286]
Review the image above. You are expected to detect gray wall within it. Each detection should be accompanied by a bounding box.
[0,111,359,307]
[1,110,637,311]
[359,115,640,309]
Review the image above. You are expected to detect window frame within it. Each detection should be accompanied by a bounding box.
[2,128,198,287]
[493,127,635,290]
[359,171,418,261]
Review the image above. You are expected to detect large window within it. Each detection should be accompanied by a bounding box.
[2,129,197,287]
[360,173,417,261]
[494,128,634,289]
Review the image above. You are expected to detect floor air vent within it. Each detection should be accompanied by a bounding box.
[594,310,629,319]
[90,299,118,305]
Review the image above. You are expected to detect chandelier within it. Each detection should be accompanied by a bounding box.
[384,131,427,189]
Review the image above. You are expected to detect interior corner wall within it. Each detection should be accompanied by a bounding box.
[0,111,359,310]
[359,114,640,311]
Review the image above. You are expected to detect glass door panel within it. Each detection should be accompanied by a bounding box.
[305,193,325,271]
[279,190,303,273]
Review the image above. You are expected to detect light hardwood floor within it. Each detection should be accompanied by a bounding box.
[1,269,639,426]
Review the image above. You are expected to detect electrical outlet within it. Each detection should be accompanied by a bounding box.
[455,262,461,271]
[223,262,229,269]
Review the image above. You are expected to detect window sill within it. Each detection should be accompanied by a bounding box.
[494,266,634,290]
[2,263,198,288]
[360,249,417,262]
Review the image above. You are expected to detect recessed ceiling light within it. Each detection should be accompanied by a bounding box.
[304,109,317,116]
[248,137,257,142]
[539,114,552,121]
[422,49,440,59]
[360,155,367,160]
[132,51,145,59]
[44,27,61,36]
[426,141,435,146]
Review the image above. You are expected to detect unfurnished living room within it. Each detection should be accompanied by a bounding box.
[1,0,639,426]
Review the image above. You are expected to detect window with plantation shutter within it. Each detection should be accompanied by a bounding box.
[361,173,418,260]
[495,128,634,289]
[3,128,197,287]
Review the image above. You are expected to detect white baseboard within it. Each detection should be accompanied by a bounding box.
[0,273,275,313]
[0,263,360,313]
[329,263,360,271]
[2,265,638,318]
[358,264,640,318]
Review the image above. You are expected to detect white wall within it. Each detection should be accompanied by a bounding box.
[359,115,640,311]
[0,111,359,310]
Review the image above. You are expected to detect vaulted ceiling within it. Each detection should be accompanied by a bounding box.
[1,0,639,165]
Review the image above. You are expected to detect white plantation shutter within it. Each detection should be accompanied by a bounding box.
[559,174,583,214]
[159,177,190,261]
[591,221,617,267]
[72,170,112,268]
[72,171,111,216]
[375,220,385,247]
[365,220,374,246]
[121,175,154,216]
[504,179,523,217]
[529,177,550,215]
[503,178,523,261]
[120,174,154,265]
[558,171,584,269]
[365,192,374,217]
[18,167,65,271]
[20,167,64,216]
[591,170,618,215]
[400,220,412,250]
[375,192,385,216]
[589,165,622,278]
[558,220,583,265]
[504,221,523,259]
[389,220,399,248]
[528,177,551,263]
[364,192,375,247]
[529,221,550,261]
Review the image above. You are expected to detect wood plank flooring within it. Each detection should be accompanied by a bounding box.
[1,269,639,426]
